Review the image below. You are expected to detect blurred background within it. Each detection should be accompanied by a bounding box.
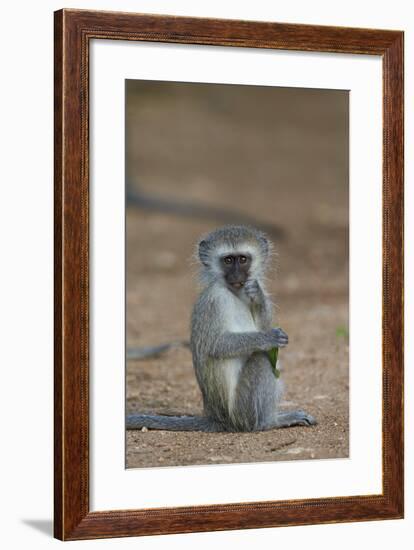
[125,80,349,468]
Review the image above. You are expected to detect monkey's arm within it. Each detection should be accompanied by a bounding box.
[244,280,273,330]
[210,328,287,360]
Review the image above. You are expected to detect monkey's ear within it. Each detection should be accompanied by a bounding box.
[198,240,210,266]
[259,235,269,256]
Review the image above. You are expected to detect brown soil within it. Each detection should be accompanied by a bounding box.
[125,82,349,468]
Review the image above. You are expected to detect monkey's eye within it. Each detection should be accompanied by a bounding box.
[223,256,233,265]
[239,256,247,264]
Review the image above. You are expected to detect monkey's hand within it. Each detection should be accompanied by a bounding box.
[244,279,263,304]
[267,327,289,348]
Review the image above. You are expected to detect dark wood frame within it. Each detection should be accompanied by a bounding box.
[54,8,404,541]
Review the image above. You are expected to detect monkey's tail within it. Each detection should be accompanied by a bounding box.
[126,413,224,432]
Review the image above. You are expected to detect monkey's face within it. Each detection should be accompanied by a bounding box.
[220,253,252,291]
[197,226,270,288]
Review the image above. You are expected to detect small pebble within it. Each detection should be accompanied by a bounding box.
[141,426,148,432]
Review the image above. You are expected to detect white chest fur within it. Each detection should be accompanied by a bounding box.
[216,287,258,418]
[219,287,258,333]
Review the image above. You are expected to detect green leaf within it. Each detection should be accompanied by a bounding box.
[336,326,349,340]
[267,347,280,378]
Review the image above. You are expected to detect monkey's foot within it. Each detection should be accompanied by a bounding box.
[273,410,317,428]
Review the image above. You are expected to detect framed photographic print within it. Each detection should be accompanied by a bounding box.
[54,9,404,540]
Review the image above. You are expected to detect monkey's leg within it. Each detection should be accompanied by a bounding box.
[271,410,317,428]
[230,353,284,432]
[234,355,316,431]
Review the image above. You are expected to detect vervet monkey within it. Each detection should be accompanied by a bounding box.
[127,225,316,432]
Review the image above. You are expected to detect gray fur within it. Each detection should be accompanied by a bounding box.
[126,225,316,432]
[126,414,222,432]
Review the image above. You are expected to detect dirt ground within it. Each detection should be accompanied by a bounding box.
[125,82,349,468]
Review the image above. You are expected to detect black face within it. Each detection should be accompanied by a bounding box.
[221,253,252,291]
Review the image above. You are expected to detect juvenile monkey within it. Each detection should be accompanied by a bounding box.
[126,225,316,432]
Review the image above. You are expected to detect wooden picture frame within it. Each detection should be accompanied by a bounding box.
[54,8,404,540]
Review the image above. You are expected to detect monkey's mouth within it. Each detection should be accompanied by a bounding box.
[229,282,244,290]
